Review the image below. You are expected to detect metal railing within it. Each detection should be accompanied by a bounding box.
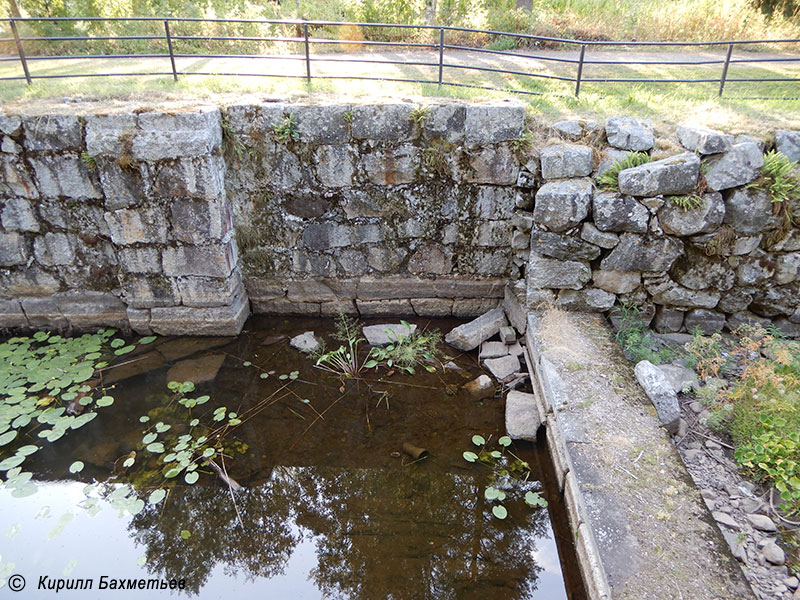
[1,16,799,99]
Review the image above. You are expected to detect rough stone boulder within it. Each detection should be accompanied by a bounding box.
[484,354,521,383]
[683,309,726,335]
[605,117,654,151]
[704,143,764,191]
[529,230,601,261]
[592,270,641,294]
[618,152,700,197]
[528,253,591,290]
[540,144,594,179]
[533,178,593,232]
[676,124,734,155]
[362,323,417,346]
[592,191,649,233]
[290,331,322,353]
[646,279,721,309]
[671,247,735,291]
[556,288,617,311]
[775,130,800,162]
[580,222,619,248]
[505,391,542,440]
[658,192,725,237]
[445,307,508,351]
[600,233,684,272]
[634,360,680,434]
[723,188,775,234]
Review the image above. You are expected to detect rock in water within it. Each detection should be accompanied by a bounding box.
[505,391,541,441]
[634,360,680,434]
[464,375,494,400]
[445,308,508,351]
[484,354,521,383]
[290,331,322,354]
[167,354,226,384]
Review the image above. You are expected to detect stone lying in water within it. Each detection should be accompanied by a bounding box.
[479,341,509,360]
[362,322,417,346]
[260,334,286,346]
[505,390,542,441]
[290,331,322,354]
[464,374,494,400]
[155,336,231,362]
[167,353,226,384]
[633,360,680,434]
[445,307,508,351]
[499,326,516,344]
[484,354,521,383]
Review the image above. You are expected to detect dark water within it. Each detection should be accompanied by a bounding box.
[0,317,585,599]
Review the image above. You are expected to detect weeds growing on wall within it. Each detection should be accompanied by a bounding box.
[597,152,651,192]
[273,113,301,144]
[613,304,676,365]
[747,150,800,241]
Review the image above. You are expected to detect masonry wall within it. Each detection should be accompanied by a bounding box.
[1,100,799,336]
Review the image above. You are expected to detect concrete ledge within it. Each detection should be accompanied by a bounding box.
[150,292,249,336]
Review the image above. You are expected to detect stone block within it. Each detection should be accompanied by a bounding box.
[528,253,590,290]
[366,247,407,272]
[646,279,720,309]
[736,251,775,286]
[121,274,181,309]
[170,198,231,244]
[774,130,800,163]
[592,270,640,294]
[126,307,152,335]
[556,288,616,311]
[595,147,633,178]
[505,391,542,440]
[467,145,518,184]
[634,360,680,434]
[29,154,101,200]
[0,267,61,297]
[452,298,501,317]
[605,116,654,151]
[408,297,451,317]
[163,243,238,278]
[503,282,527,334]
[33,232,76,266]
[335,248,368,276]
[580,222,619,249]
[314,145,356,187]
[676,124,734,155]
[717,289,754,314]
[456,249,510,277]
[0,114,22,136]
[153,156,224,200]
[475,187,516,219]
[1,198,39,232]
[723,188,775,234]
[530,230,601,261]
[176,272,243,308]
[0,232,27,266]
[465,101,525,143]
[533,178,593,233]
[704,143,763,191]
[775,252,800,284]
[118,247,162,274]
[363,144,420,185]
[149,291,249,336]
[96,161,146,210]
[251,297,321,315]
[104,207,168,245]
[362,322,417,346]
[671,247,734,291]
[407,243,453,275]
[653,305,685,333]
[423,104,466,143]
[617,152,700,197]
[22,114,82,151]
[774,317,800,338]
[658,192,725,236]
[444,307,507,351]
[351,104,415,141]
[320,300,358,316]
[600,233,684,272]
[684,309,726,334]
[20,297,68,329]
[593,191,649,233]
[550,119,601,141]
[355,299,415,316]
[0,299,29,329]
[287,279,338,302]
[0,156,38,199]
[475,221,513,247]
[52,291,129,330]
[294,104,351,143]
[84,112,138,157]
[133,107,222,161]
[484,354,521,383]
[302,223,351,251]
[1,136,20,153]
[540,144,594,179]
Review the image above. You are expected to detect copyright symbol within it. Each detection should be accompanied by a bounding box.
[8,574,25,591]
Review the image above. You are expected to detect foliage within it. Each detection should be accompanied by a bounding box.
[273,113,300,144]
[747,150,800,237]
[462,434,547,520]
[668,194,704,211]
[597,152,651,192]
[410,105,430,125]
[367,322,443,374]
[613,304,676,365]
[684,327,725,380]
[315,312,369,379]
[510,130,534,160]
[80,150,96,171]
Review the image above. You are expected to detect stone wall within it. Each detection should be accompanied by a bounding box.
[1,100,799,336]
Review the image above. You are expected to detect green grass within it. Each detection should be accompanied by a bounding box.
[597,151,652,191]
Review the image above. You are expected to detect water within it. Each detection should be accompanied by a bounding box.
[0,317,585,599]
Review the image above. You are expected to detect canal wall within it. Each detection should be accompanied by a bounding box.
[1,99,799,336]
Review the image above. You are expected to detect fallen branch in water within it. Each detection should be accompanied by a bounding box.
[206,456,242,492]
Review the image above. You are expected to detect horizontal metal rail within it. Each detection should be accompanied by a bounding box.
[1,16,798,99]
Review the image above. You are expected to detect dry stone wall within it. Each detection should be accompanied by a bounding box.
[1,100,799,337]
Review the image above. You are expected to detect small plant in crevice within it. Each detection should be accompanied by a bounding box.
[747,150,800,242]
[463,434,547,520]
[410,105,430,126]
[221,112,247,163]
[80,151,97,171]
[702,224,735,256]
[668,194,705,211]
[422,138,453,178]
[273,113,300,144]
[510,130,534,160]
[597,151,651,191]
[612,304,677,365]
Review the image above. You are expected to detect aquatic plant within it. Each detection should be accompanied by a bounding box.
[463,434,547,520]
[367,322,444,375]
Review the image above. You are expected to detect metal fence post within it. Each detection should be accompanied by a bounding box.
[438,27,445,88]
[575,43,586,96]
[9,19,32,85]
[303,22,311,83]
[164,19,178,82]
[718,42,734,97]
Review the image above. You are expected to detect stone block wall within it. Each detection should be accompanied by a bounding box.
[1,100,799,336]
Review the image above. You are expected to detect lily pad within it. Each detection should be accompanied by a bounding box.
[492,505,508,520]
[472,435,486,446]
[462,451,479,463]
[185,471,199,485]
[68,461,84,474]
[148,489,166,505]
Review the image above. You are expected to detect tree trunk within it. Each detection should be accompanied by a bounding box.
[6,0,22,18]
